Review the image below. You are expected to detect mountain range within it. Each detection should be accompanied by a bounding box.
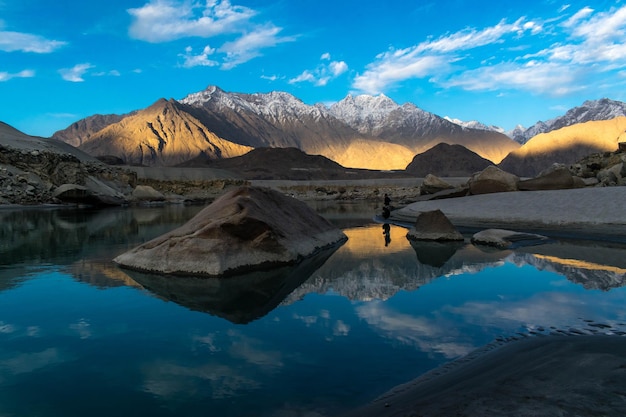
[45,86,626,175]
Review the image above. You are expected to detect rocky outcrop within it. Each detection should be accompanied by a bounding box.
[406,209,464,241]
[468,165,519,195]
[0,123,137,206]
[569,145,626,186]
[518,164,584,191]
[420,174,454,195]
[114,186,348,277]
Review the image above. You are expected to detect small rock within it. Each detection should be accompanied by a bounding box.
[471,229,550,249]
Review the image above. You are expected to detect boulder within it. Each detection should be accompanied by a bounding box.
[468,166,519,195]
[420,174,454,195]
[518,165,579,191]
[114,186,347,277]
[52,181,127,206]
[471,229,550,249]
[406,209,464,242]
[132,185,165,202]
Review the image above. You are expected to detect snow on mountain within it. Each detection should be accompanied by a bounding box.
[328,94,443,136]
[444,116,506,134]
[180,85,330,123]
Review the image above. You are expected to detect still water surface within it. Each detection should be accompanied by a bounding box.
[1,203,625,416]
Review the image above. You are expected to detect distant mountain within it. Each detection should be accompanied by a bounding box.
[498,117,626,177]
[329,94,519,164]
[511,98,626,144]
[77,98,252,166]
[54,86,520,170]
[405,143,493,177]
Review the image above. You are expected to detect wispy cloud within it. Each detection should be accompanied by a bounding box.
[353,6,626,98]
[59,63,95,82]
[0,69,35,82]
[290,53,348,86]
[0,30,66,53]
[220,24,295,69]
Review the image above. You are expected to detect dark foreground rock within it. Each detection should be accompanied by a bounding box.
[114,186,347,276]
[341,335,626,417]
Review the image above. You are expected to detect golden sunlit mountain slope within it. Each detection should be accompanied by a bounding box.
[330,139,417,170]
[78,99,253,166]
[499,117,626,176]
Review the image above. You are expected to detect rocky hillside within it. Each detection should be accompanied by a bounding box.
[53,86,520,170]
[0,122,136,205]
[405,143,493,177]
[511,98,626,144]
[499,117,626,177]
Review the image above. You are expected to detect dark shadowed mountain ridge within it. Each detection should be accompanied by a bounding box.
[178,147,412,180]
[405,143,494,177]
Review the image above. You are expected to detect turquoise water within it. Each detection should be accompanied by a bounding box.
[1,204,625,417]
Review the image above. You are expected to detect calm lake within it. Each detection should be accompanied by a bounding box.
[1,202,625,417]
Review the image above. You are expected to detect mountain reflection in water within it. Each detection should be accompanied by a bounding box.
[0,204,625,417]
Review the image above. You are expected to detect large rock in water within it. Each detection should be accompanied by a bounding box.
[113,186,347,276]
[406,209,464,241]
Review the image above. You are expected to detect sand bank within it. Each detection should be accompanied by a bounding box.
[390,187,626,239]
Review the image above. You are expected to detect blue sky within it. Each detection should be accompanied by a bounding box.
[2,0,626,137]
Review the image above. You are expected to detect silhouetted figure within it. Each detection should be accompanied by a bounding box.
[382,223,391,246]
[384,193,391,206]
[382,206,390,219]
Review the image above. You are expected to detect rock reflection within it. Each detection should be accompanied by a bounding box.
[409,240,464,268]
[121,243,343,324]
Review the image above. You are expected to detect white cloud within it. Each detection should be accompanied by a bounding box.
[289,53,349,86]
[128,0,295,69]
[59,63,95,82]
[260,74,279,81]
[353,5,626,98]
[352,18,536,94]
[0,69,34,82]
[179,45,219,68]
[128,0,255,42]
[219,25,295,69]
[443,61,581,96]
[0,30,66,53]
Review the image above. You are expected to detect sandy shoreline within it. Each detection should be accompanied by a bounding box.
[388,186,626,239]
